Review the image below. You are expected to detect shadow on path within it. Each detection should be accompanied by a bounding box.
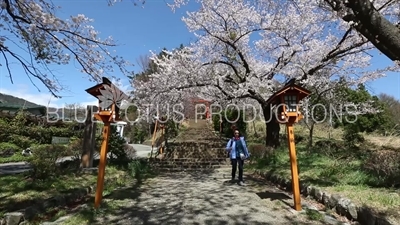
[63,168,323,225]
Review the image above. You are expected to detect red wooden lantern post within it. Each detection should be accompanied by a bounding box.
[265,80,311,211]
[85,77,129,209]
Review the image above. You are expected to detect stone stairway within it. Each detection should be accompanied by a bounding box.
[149,119,230,172]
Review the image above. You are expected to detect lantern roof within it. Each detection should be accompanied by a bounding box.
[266,79,311,105]
[85,77,129,101]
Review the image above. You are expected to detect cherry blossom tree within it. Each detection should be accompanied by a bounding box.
[321,0,400,61]
[0,0,133,97]
[167,0,400,63]
[133,0,390,147]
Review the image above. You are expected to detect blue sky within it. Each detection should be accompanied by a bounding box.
[0,0,399,108]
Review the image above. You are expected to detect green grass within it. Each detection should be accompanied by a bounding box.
[0,166,128,214]
[32,180,133,225]
[60,166,158,225]
[59,195,132,225]
[25,160,157,224]
[248,144,400,218]
[305,208,324,221]
[0,153,31,163]
[246,120,400,217]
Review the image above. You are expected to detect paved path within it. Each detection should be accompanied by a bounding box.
[130,144,154,158]
[54,168,348,225]
[0,144,155,175]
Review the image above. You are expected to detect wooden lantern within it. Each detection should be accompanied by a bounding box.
[85,77,129,122]
[84,77,129,209]
[265,79,311,212]
[266,81,311,124]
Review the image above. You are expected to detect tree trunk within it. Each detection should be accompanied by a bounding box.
[324,0,400,61]
[262,103,280,148]
[308,122,315,148]
[252,120,258,137]
[81,105,96,168]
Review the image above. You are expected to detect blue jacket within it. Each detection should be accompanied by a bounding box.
[226,137,250,160]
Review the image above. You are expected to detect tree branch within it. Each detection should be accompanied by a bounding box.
[324,0,400,61]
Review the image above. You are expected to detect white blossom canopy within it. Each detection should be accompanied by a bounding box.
[133,0,392,120]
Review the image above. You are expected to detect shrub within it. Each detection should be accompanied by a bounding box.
[128,159,152,183]
[363,150,400,187]
[67,137,83,156]
[343,124,365,147]
[248,144,270,159]
[108,126,130,165]
[313,140,344,156]
[28,144,71,180]
[2,110,82,144]
[165,120,179,140]
[130,125,148,144]
[0,142,21,157]
[212,108,247,138]
[0,142,21,152]
[8,134,37,149]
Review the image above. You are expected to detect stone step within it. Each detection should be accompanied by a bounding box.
[151,164,228,170]
[164,151,227,156]
[152,161,229,166]
[164,150,227,157]
[168,141,226,146]
[166,147,226,151]
[151,164,227,169]
[150,158,228,162]
[164,154,228,160]
[154,166,230,173]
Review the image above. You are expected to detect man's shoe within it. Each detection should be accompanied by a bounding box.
[230,178,236,183]
[238,181,245,186]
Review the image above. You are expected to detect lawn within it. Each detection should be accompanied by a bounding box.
[0,153,31,163]
[1,159,157,224]
[247,121,400,222]
[0,166,131,215]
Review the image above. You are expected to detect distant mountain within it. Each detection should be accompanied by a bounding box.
[0,93,90,121]
[0,93,44,108]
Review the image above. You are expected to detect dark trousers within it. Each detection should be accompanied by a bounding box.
[231,158,244,181]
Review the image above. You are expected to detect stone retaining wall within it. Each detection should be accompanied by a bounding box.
[253,170,396,225]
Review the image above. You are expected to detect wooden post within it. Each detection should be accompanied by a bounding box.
[151,119,158,148]
[286,122,301,211]
[149,120,159,159]
[85,77,129,209]
[94,121,111,209]
[160,126,164,154]
[81,105,95,168]
[90,122,97,167]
